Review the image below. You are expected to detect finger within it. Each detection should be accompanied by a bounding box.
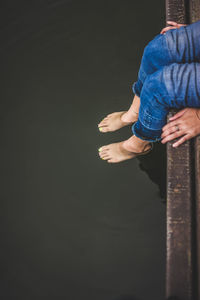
[177,23,187,27]
[161,125,181,138]
[167,21,187,27]
[169,108,188,121]
[161,26,175,34]
[160,26,171,33]
[162,121,174,132]
[172,134,191,147]
[161,130,184,144]
[160,27,167,34]
[162,119,182,132]
[161,123,171,133]
[161,26,176,33]
[161,26,178,34]
[165,26,177,32]
[167,21,178,26]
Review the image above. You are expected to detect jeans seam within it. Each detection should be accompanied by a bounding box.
[132,124,161,142]
[164,34,174,62]
[140,102,167,121]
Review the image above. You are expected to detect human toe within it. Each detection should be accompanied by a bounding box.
[107,158,117,163]
[98,119,108,127]
[99,149,108,157]
[98,145,109,152]
[99,126,110,133]
[100,154,111,160]
[99,150,110,160]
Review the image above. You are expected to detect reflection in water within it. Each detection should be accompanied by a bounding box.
[0,1,166,300]
[137,143,166,201]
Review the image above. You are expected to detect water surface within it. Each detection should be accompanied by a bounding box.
[0,1,166,299]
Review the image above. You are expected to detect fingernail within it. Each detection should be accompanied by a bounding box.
[98,147,102,152]
[99,127,102,132]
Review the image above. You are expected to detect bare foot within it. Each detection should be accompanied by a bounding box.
[98,136,152,163]
[98,111,138,133]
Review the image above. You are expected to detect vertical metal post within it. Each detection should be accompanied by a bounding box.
[166,111,194,300]
[166,1,200,299]
[195,137,200,300]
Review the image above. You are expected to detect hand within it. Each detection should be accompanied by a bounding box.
[161,108,200,147]
[160,21,187,34]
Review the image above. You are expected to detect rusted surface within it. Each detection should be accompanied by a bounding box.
[166,110,194,300]
[166,0,188,24]
[195,136,200,300]
[165,0,200,298]
[189,0,200,23]
[191,4,200,299]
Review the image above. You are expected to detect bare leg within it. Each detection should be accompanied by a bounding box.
[98,95,140,132]
[122,94,140,122]
[98,134,152,163]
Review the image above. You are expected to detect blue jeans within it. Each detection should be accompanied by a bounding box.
[132,20,200,142]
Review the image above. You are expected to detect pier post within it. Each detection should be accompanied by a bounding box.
[166,0,200,299]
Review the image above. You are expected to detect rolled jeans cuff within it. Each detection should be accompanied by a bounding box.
[132,80,142,97]
[132,120,162,142]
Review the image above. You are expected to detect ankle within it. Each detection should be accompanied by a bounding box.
[123,135,149,152]
[121,110,138,123]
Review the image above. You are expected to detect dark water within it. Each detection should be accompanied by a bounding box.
[0,1,166,299]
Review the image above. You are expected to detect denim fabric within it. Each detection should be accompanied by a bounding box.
[131,20,200,142]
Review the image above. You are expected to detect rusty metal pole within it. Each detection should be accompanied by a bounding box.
[165,1,194,299]
[189,4,200,300]
[166,0,188,24]
[166,111,194,300]
[195,137,200,300]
